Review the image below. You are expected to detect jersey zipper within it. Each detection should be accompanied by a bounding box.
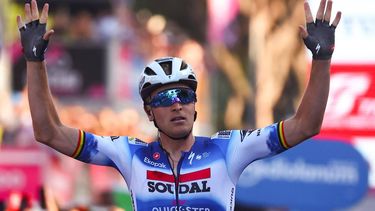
[165,151,185,209]
[175,153,185,209]
[158,141,186,209]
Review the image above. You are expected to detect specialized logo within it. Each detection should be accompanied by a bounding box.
[144,157,166,168]
[202,152,210,159]
[147,168,211,194]
[188,152,195,165]
[315,43,321,55]
[186,151,210,165]
[32,46,37,57]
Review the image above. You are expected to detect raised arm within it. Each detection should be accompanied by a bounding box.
[283,0,341,147]
[17,0,79,156]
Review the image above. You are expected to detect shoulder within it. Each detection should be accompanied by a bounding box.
[209,129,267,145]
[127,136,149,147]
[83,132,149,148]
[210,130,235,140]
[210,130,258,141]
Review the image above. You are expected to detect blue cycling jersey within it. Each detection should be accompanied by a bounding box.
[71,121,289,211]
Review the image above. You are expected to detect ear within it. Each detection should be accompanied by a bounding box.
[144,105,154,121]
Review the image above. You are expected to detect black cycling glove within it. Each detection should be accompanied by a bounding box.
[303,19,336,60]
[19,20,49,62]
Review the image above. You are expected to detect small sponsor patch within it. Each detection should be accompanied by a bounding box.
[128,137,148,146]
[153,152,160,160]
[212,130,232,139]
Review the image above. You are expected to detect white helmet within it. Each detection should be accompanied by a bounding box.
[139,57,198,101]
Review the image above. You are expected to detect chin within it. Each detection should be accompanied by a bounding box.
[172,130,191,138]
[170,127,193,139]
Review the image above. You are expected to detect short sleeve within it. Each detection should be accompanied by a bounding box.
[224,121,290,182]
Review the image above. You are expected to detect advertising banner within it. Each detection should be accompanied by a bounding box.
[236,140,368,210]
[319,64,375,141]
[0,149,47,201]
[0,165,41,200]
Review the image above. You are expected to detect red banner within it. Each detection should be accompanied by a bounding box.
[0,149,46,201]
[0,166,41,199]
[318,64,375,141]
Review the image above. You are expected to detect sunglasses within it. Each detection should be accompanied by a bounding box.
[147,88,197,107]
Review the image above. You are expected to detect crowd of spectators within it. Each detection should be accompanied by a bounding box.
[0,0,212,210]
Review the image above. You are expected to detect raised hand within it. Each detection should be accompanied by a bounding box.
[300,0,342,60]
[16,0,54,62]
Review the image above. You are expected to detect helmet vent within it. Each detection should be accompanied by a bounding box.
[159,61,172,75]
[144,67,157,76]
[143,82,151,89]
[188,75,196,80]
[180,61,188,70]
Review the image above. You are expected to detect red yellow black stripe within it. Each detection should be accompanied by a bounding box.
[72,130,85,158]
[277,121,290,149]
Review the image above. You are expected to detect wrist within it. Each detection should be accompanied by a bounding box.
[311,59,331,70]
[26,60,46,70]
[312,54,332,60]
[312,58,331,63]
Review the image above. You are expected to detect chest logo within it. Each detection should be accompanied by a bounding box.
[188,152,195,165]
[153,152,160,160]
[144,157,166,168]
[147,168,211,194]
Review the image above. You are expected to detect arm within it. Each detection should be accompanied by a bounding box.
[283,0,342,147]
[283,60,330,146]
[27,61,78,155]
[18,0,78,156]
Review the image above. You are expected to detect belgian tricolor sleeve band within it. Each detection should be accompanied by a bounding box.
[72,130,85,158]
[277,121,290,149]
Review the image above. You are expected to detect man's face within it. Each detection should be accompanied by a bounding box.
[146,84,196,138]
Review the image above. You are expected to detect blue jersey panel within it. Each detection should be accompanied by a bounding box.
[71,122,288,211]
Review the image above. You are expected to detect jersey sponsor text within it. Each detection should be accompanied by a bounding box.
[148,181,210,194]
[144,157,167,168]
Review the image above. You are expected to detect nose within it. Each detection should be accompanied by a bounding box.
[170,101,183,111]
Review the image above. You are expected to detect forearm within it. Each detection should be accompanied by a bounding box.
[284,59,330,146]
[27,61,61,142]
[297,59,330,129]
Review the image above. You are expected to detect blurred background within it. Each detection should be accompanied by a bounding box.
[0,0,374,210]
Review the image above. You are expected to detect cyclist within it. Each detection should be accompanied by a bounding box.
[17,0,341,210]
